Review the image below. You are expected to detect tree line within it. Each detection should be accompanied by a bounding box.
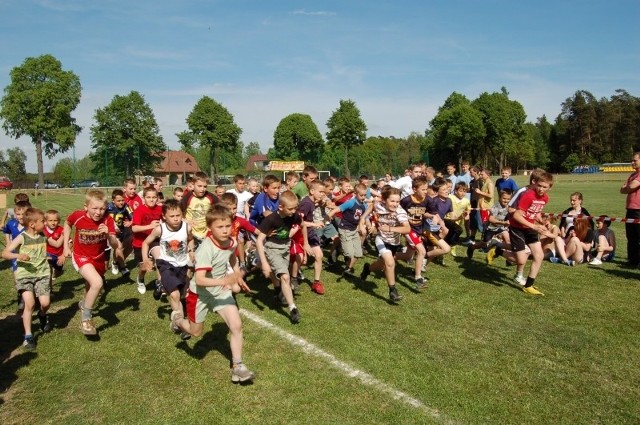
[1,54,638,187]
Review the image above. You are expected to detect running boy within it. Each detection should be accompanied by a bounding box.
[2,208,52,349]
[171,205,255,383]
[328,183,367,277]
[142,200,194,326]
[107,189,132,276]
[298,180,328,295]
[180,172,218,247]
[360,186,410,302]
[132,187,163,294]
[62,190,120,335]
[43,209,65,282]
[256,191,303,323]
[504,171,555,295]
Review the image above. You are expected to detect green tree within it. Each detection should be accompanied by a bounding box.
[177,96,242,179]
[427,92,485,168]
[326,99,367,178]
[52,157,74,187]
[244,141,262,159]
[472,88,528,171]
[0,54,81,188]
[90,91,166,185]
[273,113,324,163]
[4,147,27,181]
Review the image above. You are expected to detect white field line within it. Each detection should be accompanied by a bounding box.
[240,309,461,425]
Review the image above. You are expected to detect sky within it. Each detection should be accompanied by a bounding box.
[0,0,638,173]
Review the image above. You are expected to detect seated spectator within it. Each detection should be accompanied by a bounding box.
[589,216,616,265]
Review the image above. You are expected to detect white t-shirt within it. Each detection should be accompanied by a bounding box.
[226,188,253,218]
[391,176,414,198]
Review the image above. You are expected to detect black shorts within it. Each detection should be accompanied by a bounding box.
[509,227,539,252]
[482,228,504,243]
[133,241,158,263]
[156,259,189,295]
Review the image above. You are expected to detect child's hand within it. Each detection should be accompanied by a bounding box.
[17,253,30,261]
[124,220,132,228]
[236,278,251,293]
[142,258,153,272]
[150,220,160,228]
[97,223,109,234]
[56,255,65,266]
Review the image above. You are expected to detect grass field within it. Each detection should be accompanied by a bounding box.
[1,174,639,424]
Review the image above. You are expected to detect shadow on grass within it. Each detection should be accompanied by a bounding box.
[176,322,232,363]
[0,313,38,403]
[600,266,640,281]
[457,256,509,287]
[338,266,403,305]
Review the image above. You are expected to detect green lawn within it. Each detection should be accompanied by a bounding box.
[1,176,639,424]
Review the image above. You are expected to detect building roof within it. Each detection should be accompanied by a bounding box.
[155,150,201,174]
[246,154,269,170]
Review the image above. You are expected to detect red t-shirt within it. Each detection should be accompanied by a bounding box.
[231,216,256,238]
[43,225,64,256]
[333,192,354,219]
[67,210,116,259]
[625,171,640,210]
[132,204,163,248]
[125,193,144,212]
[509,188,548,229]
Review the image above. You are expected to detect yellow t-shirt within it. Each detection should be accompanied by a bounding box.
[447,195,471,227]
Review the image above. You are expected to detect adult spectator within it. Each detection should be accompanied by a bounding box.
[620,152,640,267]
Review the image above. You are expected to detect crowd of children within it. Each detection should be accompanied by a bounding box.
[0,163,619,383]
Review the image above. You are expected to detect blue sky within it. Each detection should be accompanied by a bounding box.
[1,0,638,172]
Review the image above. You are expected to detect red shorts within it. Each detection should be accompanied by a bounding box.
[290,240,304,261]
[480,209,490,225]
[72,253,106,276]
[406,230,440,248]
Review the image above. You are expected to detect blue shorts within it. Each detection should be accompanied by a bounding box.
[47,254,64,271]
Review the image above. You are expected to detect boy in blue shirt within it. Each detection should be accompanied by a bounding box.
[495,166,518,194]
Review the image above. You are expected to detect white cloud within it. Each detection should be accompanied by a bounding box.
[291,9,336,17]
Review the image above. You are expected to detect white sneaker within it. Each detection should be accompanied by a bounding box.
[589,258,603,266]
[137,280,146,294]
[514,275,526,286]
[111,263,119,275]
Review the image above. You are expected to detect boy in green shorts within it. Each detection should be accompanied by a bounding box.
[171,205,255,383]
[2,208,52,349]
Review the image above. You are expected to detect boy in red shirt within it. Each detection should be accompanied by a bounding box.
[62,190,120,336]
[43,209,65,282]
[505,171,555,295]
[132,187,163,294]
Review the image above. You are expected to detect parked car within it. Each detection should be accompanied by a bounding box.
[72,179,100,188]
[0,176,13,190]
[43,180,63,189]
[216,178,232,185]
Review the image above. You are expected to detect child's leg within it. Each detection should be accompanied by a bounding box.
[554,236,571,262]
[380,251,397,287]
[311,246,323,281]
[217,305,244,363]
[279,274,295,307]
[414,243,427,277]
[595,234,611,260]
[20,290,35,336]
[526,242,544,279]
[78,264,104,311]
[426,240,451,259]
[178,319,204,337]
[168,289,182,314]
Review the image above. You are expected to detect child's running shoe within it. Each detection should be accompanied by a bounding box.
[231,363,256,383]
[81,318,97,335]
[549,256,561,264]
[486,246,497,265]
[522,286,544,296]
[170,311,183,333]
[137,279,146,294]
[290,308,301,324]
[121,267,131,278]
[389,286,403,302]
[311,280,325,295]
[22,336,36,350]
[290,277,300,295]
[152,280,164,300]
[360,263,371,281]
[450,246,457,257]
[467,245,474,259]
[342,268,355,277]
[111,262,119,275]
[514,275,526,286]
[589,258,603,266]
[414,276,426,290]
[38,312,52,333]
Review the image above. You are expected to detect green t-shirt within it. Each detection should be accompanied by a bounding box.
[16,232,49,280]
[291,181,309,199]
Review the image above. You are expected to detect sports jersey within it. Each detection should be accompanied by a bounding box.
[448,194,471,227]
[15,232,49,280]
[189,235,237,296]
[43,225,64,256]
[181,191,218,240]
[132,204,163,248]
[67,210,116,260]
[486,203,509,232]
[249,192,280,226]
[338,197,366,231]
[400,195,430,234]
[257,211,302,245]
[125,193,143,212]
[157,221,189,267]
[509,188,548,229]
[231,216,256,239]
[107,202,132,231]
[3,218,24,242]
